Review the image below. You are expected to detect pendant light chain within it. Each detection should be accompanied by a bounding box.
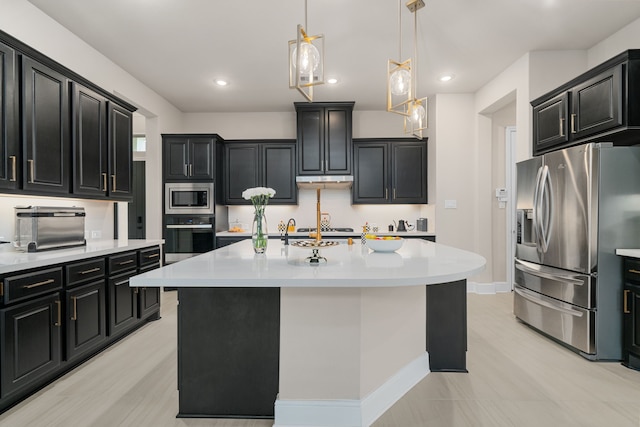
[397,0,402,61]
[413,7,418,99]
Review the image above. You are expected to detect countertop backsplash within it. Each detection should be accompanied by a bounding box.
[227,188,434,234]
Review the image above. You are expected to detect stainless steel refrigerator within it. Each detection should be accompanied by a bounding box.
[515,142,640,360]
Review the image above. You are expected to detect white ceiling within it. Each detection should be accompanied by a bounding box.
[26,0,640,113]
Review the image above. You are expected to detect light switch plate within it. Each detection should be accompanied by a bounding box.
[444,199,457,209]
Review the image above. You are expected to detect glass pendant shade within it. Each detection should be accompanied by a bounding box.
[389,68,411,96]
[289,24,324,102]
[404,97,428,139]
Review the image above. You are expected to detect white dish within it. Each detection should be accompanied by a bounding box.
[366,237,403,252]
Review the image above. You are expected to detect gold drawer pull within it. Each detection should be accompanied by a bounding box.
[71,296,78,320]
[628,269,640,274]
[80,267,101,275]
[146,253,159,259]
[119,260,135,266]
[624,289,631,314]
[54,300,61,327]
[23,278,55,289]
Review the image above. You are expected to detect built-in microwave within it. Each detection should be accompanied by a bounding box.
[165,182,214,215]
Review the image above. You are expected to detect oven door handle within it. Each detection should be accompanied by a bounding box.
[166,224,213,229]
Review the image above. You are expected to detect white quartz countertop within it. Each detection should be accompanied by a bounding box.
[131,239,485,288]
[616,249,640,258]
[216,230,436,238]
[0,239,164,275]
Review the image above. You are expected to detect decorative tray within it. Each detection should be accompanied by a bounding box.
[291,240,339,248]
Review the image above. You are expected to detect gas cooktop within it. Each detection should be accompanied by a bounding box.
[296,227,354,233]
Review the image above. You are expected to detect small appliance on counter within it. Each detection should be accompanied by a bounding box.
[416,218,428,231]
[14,206,87,252]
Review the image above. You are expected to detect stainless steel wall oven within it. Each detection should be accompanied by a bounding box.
[163,215,215,264]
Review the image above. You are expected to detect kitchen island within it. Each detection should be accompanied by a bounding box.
[131,239,485,427]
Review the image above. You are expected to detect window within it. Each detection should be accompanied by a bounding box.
[133,135,146,152]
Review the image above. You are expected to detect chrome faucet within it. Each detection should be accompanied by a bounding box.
[283,218,296,245]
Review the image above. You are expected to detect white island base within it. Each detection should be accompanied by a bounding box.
[131,240,485,427]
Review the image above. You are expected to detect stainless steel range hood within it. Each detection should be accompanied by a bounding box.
[296,175,353,189]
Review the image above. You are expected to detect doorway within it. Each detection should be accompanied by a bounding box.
[128,161,146,238]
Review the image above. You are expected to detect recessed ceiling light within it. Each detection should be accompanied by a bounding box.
[327,78,338,84]
[215,79,228,86]
[439,75,453,82]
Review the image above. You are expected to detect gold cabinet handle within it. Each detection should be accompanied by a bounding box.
[559,118,565,137]
[134,287,139,294]
[628,269,640,274]
[102,173,107,191]
[81,267,101,275]
[54,300,61,326]
[119,259,134,266]
[111,174,116,191]
[385,188,388,199]
[189,163,193,177]
[9,156,16,182]
[570,113,577,134]
[393,188,397,199]
[146,253,159,259]
[624,289,631,314]
[71,296,78,321]
[28,159,34,183]
[23,278,55,289]
[0,281,4,297]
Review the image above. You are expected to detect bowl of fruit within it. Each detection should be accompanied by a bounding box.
[364,234,404,252]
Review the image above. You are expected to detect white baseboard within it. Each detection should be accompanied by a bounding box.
[273,352,430,427]
[467,281,511,294]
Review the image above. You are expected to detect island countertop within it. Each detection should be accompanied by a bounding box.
[131,239,486,288]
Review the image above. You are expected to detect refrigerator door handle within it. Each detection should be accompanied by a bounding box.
[514,259,585,286]
[514,286,584,318]
[539,165,554,253]
[533,165,544,253]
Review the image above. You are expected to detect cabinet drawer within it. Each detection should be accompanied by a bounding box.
[66,258,106,288]
[625,259,640,284]
[2,267,63,304]
[108,251,138,275]
[139,247,161,268]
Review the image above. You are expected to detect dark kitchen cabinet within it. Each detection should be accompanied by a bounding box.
[531,50,640,156]
[72,83,108,197]
[0,40,17,190]
[21,56,70,194]
[65,280,106,362]
[107,251,139,337]
[1,293,62,399]
[353,138,427,204]
[137,246,161,319]
[295,102,354,176]
[623,258,640,370]
[223,140,297,205]
[163,135,218,181]
[107,102,133,198]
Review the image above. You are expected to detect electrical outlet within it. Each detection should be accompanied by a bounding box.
[91,230,102,239]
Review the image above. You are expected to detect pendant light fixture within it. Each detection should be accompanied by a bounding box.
[289,0,325,102]
[404,0,427,139]
[387,0,412,116]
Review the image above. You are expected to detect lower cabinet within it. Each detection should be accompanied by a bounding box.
[0,293,62,399]
[623,282,640,370]
[0,245,161,412]
[66,280,106,362]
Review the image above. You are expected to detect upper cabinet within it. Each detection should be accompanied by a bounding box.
[353,138,427,204]
[532,50,640,156]
[295,102,354,176]
[163,135,219,181]
[0,40,17,190]
[21,56,70,195]
[0,29,136,200]
[223,140,296,205]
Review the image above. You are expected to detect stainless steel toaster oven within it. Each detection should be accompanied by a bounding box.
[14,206,86,252]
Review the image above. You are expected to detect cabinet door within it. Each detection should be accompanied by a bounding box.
[570,65,622,141]
[392,142,427,203]
[224,143,260,204]
[1,293,62,398]
[263,143,296,204]
[297,107,324,175]
[21,56,69,194]
[353,142,388,204]
[533,93,569,156]
[624,284,640,356]
[66,280,106,361]
[108,272,138,336]
[72,83,108,197]
[324,106,351,175]
[0,40,17,190]
[164,137,189,180]
[108,102,132,198]
[189,137,215,180]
